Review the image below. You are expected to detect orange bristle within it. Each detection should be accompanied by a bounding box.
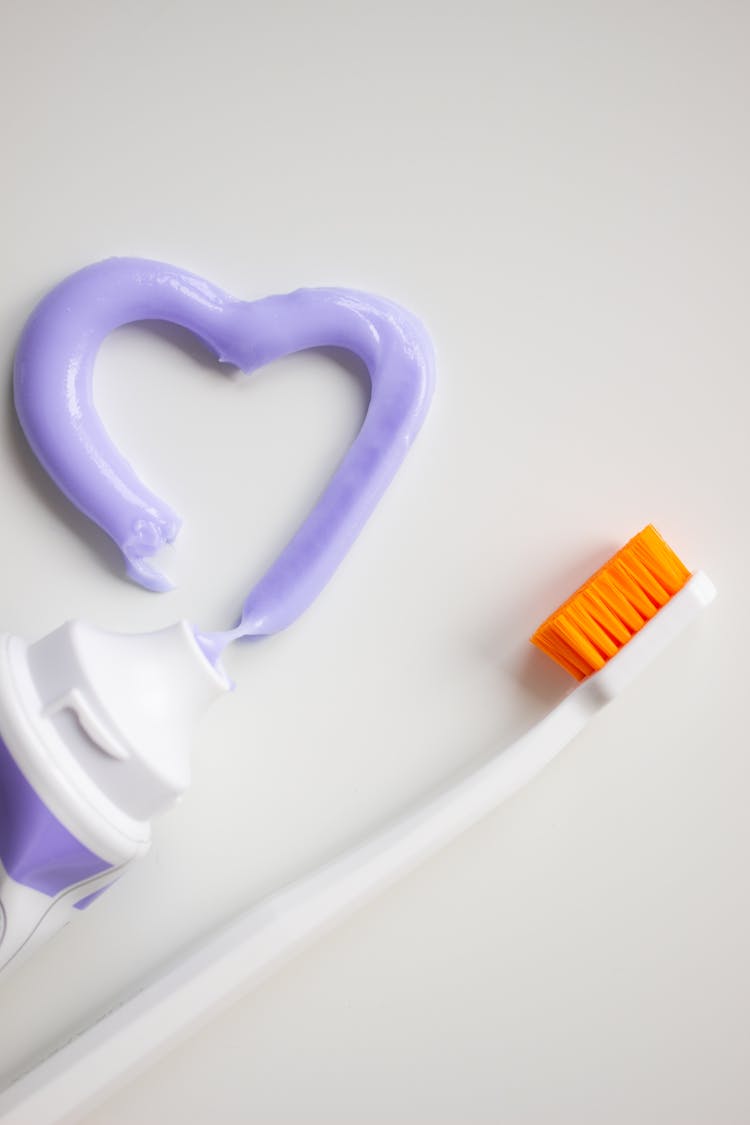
[530,526,691,681]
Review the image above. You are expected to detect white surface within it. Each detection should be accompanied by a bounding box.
[0,1,746,1122]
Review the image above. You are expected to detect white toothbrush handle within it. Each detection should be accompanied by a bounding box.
[0,688,598,1125]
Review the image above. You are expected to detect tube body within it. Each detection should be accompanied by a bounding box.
[0,728,122,973]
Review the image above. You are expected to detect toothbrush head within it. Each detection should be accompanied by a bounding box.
[530,525,695,681]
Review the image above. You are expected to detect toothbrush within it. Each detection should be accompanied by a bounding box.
[0,525,715,1125]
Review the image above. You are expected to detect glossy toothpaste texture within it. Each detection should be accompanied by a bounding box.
[14,258,436,655]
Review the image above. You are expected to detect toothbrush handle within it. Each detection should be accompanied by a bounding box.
[0,688,601,1125]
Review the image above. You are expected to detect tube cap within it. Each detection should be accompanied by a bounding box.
[12,621,230,828]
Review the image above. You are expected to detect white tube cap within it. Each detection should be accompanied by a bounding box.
[19,621,230,823]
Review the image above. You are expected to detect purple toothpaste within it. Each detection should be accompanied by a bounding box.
[0,258,435,974]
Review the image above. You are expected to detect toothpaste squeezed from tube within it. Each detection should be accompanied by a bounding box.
[0,258,435,974]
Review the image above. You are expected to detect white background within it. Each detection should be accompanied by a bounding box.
[0,1,748,1122]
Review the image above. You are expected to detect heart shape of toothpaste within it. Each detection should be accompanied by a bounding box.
[14,258,435,637]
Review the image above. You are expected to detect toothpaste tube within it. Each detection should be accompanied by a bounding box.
[0,620,228,975]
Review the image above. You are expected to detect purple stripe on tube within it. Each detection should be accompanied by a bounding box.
[0,735,110,895]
